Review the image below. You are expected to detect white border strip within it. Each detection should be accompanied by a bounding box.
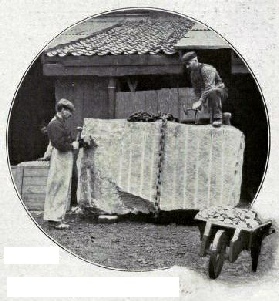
[4,247,59,264]
[7,277,180,297]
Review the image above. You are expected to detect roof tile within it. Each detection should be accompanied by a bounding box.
[46,16,194,57]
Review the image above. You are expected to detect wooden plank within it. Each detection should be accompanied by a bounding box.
[132,92,146,113]
[43,54,181,66]
[72,80,85,130]
[178,88,197,118]
[116,88,195,119]
[145,90,158,115]
[11,166,17,180]
[15,166,24,195]
[44,64,184,77]
[23,168,49,177]
[186,88,196,108]
[26,203,44,211]
[19,165,50,169]
[169,88,179,118]
[23,197,45,211]
[108,77,116,118]
[178,88,187,107]
[22,185,47,194]
[116,88,181,118]
[23,176,48,186]
[178,88,190,120]
[55,78,73,103]
[115,92,123,118]
[115,92,134,118]
[83,78,110,119]
[22,193,46,200]
[22,193,45,210]
[158,88,173,114]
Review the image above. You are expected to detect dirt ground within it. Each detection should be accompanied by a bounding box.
[31,210,276,282]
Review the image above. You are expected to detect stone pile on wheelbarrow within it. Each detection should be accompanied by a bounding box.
[196,206,263,229]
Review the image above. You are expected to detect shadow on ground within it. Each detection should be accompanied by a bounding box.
[31,210,276,283]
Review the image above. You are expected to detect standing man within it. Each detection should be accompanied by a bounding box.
[38,116,81,214]
[44,98,79,230]
[182,51,228,127]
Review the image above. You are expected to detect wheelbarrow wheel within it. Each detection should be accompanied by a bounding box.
[208,230,229,279]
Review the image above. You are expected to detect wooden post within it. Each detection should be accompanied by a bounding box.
[15,165,24,196]
[108,78,116,118]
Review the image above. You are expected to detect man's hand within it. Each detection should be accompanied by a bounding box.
[192,100,202,110]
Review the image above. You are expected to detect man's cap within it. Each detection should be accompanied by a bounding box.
[56,98,75,112]
[182,51,197,63]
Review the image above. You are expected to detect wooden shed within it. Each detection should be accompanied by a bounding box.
[8,10,268,207]
[40,11,197,137]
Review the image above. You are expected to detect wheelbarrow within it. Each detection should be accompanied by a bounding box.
[195,207,274,279]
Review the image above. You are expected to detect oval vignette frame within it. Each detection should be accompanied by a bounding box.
[6,7,270,273]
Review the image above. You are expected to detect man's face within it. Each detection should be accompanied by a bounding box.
[61,108,72,119]
[185,57,199,70]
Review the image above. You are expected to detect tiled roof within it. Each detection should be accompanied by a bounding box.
[45,16,194,57]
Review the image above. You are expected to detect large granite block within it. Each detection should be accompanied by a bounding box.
[78,119,245,215]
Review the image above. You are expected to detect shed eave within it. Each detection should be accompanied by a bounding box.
[175,31,231,50]
[42,53,180,66]
[175,44,231,50]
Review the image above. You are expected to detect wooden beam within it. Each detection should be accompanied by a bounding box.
[232,65,249,74]
[43,64,184,76]
[108,78,116,118]
[231,56,249,74]
[42,54,181,66]
[15,165,24,195]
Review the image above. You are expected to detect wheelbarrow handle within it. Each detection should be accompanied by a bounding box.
[199,221,213,257]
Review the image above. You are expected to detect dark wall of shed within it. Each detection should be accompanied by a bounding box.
[195,49,232,86]
[8,59,56,165]
[228,74,269,204]
[118,73,190,91]
[54,77,109,138]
